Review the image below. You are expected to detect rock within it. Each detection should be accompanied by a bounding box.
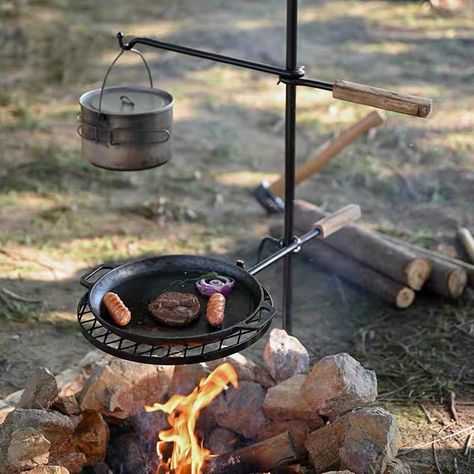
[214,381,267,439]
[91,461,113,474]
[259,419,312,459]
[22,467,70,474]
[205,353,274,388]
[263,329,309,382]
[207,427,240,455]
[17,368,59,410]
[0,405,14,424]
[107,432,158,474]
[305,407,399,474]
[58,351,110,397]
[1,408,79,446]
[52,395,81,416]
[339,407,399,474]
[49,451,87,474]
[72,410,109,465]
[263,374,324,428]
[6,427,50,472]
[130,409,169,443]
[168,363,209,396]
[384,459,411,474]
[78,359,173,419]
[300,353,377,419]
[0,409,79,474]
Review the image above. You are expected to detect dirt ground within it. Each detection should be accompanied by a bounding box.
[1,0,473,472]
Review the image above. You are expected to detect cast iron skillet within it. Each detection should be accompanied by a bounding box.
[80,255,275,346]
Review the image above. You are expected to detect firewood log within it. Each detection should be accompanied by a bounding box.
[293,200,468,299]
[270,223,415,309]
[381,235,469,298]
[293,200,432,291]
[203,432,297,474]
[457,227,474,264]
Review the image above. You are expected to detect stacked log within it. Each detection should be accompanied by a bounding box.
[293,200,432,292]
[277,199,473,308]
[270,222,414,309]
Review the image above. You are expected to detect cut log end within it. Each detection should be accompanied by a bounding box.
[448,268,468,298]
[396,287,416,309]
[404,258,432,291]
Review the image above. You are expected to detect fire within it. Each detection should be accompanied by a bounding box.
[145,363,238,474]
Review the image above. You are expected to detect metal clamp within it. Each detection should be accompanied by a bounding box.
[292,236,303,254]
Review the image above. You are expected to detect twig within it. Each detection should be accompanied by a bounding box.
[377,385,409,401]
[432,436,443,474]
[399,424,474,455]
[0,293,16,311]
[0,248,56,272]
[453,456,458,474]
[435,422,455,437]
[420,403,435,424]
[449,391,459,422]
[464,432,473,460]
[1,288,42,304]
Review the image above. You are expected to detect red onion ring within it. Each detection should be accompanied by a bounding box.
[196,275,235,297]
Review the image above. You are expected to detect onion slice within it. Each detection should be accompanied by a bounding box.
[196,275,235,297]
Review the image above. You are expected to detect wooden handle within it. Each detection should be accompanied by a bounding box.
[314,204,361,238]
[333,80,432,118]
[269,110,385,198]
[457,227,474,264]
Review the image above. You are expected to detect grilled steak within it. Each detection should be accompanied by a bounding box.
[148,291,201,327]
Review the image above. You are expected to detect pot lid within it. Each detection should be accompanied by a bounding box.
[80,85,173,115]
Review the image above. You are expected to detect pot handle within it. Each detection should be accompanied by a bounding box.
[234,302,276,331]
[80,264,116,289]
[97,48,154,114]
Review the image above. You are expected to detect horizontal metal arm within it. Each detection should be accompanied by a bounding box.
[280,76,334,91]
[117,32,305,80]
[116,33,336,92]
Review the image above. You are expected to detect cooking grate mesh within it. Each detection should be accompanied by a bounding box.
[77,288,275,365]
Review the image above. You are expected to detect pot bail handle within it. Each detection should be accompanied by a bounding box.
[98,47,154,114]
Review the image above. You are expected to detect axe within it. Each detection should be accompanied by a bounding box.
[252,110,385,213]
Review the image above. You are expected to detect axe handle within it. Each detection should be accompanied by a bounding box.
[269,110,385,198]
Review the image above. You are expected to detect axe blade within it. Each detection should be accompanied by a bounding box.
[252,182,284,214]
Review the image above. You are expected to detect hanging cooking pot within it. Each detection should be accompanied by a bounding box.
[78,48,173,171]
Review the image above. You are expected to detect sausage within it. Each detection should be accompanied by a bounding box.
[206,293,226,328]
[103,292,131,326]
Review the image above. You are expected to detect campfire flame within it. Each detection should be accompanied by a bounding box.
[146,363,238,474]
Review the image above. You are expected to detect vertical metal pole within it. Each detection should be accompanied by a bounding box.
[282,0,298,334]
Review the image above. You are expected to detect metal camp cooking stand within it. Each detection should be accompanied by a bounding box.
[115,0,432,334]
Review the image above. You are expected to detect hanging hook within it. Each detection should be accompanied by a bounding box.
[117,31,132,50]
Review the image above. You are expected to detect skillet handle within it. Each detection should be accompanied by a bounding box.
[313,204,361,239]
[234,302,276,331]
[80,264,115,289]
